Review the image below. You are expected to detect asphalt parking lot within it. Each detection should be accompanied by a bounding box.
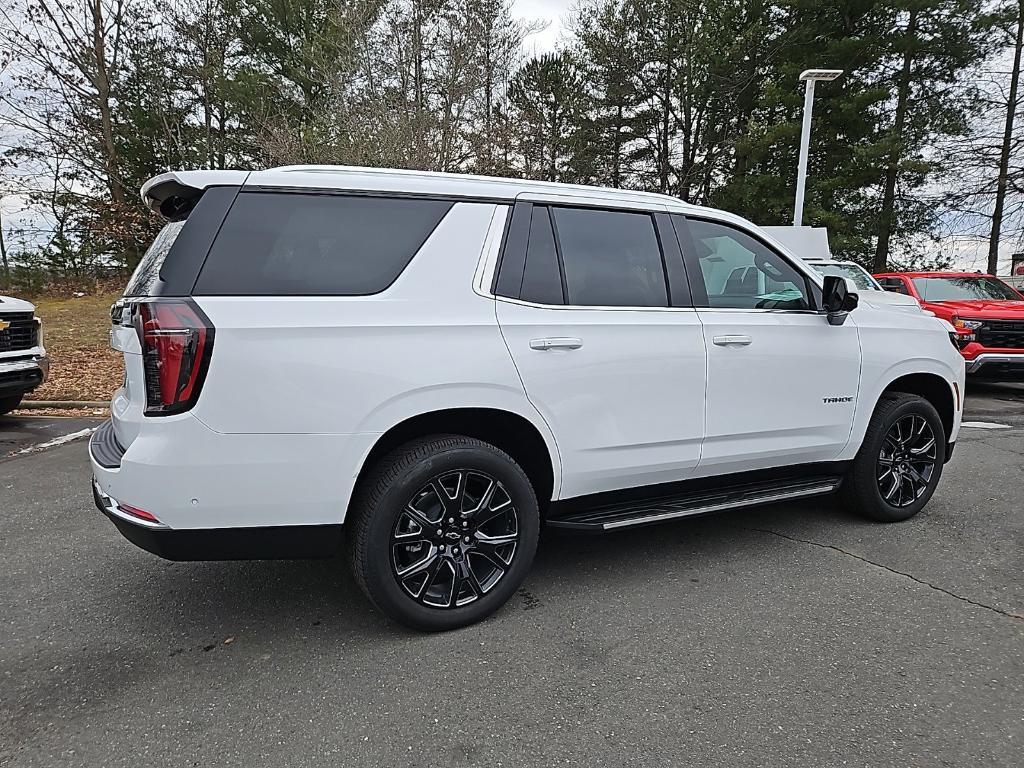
[2,386,1023,767]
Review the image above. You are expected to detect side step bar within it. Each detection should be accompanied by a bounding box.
[546,477,842,532]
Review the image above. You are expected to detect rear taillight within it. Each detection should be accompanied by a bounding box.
[133,298,214,416]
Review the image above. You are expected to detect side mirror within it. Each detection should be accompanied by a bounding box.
[822,275,859,326]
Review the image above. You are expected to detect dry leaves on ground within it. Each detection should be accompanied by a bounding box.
[12,291,123,408]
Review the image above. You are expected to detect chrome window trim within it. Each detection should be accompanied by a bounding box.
[493,294,698,313]
[694,307,828,316]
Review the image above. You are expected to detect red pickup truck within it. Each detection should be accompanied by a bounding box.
[874,271,1024,379]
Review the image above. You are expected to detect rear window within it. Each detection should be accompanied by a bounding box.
[194,192,453,296]
[125,221,185,296]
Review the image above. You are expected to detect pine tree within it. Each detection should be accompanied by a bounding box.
[508,52,586,182]
[872,0,992,271]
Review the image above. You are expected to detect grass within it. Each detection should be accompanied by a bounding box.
[26,291,124,403]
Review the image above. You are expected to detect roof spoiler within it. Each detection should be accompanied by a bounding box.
[141,170,250,220]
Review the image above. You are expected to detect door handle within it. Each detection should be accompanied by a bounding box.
[530,337,583,351]
[712,335,752,347]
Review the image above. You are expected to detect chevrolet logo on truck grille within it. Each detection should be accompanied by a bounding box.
[0,320,10,331]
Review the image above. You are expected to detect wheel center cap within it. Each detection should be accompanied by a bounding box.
[444,530,461,541]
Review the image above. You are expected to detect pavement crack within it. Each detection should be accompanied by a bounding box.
[751,527,1024,623]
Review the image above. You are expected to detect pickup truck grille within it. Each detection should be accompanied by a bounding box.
[976,319,1024,349]
[0,312,39,353]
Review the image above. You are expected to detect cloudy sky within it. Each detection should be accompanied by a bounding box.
[515,0,572,52]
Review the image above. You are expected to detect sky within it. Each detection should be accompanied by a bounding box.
[515,0,571,53]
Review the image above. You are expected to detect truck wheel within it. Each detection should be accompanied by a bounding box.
[839,393,946,522]
[0,395,23,416]
[347,435,540,631]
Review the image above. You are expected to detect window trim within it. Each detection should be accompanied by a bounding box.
[674,214,824,314]
[492,201,692,310]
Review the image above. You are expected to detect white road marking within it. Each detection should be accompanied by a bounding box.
[960,421,1012,430]
[14,427,97,455]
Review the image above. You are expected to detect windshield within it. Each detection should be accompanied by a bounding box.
[811,263,880,291]
[911,276,1023,302]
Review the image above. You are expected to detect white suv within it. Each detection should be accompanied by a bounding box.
[90,166,965,630]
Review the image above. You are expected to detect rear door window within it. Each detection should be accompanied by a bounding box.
[551,207,668,307]
[195,193,452,296]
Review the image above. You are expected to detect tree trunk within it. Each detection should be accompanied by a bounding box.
[988,0,1024,276]
[549,110,558,181]
[413,0,425,168]
[90,0,124,204]
[483,30,494,173]
[873,9,918,272]
[659,13,672,194]
[612,103,623,188]
[0,205,9,285]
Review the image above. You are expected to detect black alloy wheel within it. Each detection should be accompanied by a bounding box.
[347,435,540,631]
[391,470,520,608]
[876,414,938,508]
[838,392,946,523]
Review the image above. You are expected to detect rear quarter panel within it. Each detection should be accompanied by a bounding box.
[191,203,531,436]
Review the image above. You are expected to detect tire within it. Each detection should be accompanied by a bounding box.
[838,393,946,522]
[347,434,540,631]
[0,395,23,416]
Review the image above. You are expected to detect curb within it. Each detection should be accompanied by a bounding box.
[21,400,109,409]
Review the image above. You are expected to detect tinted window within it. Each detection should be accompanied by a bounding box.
[911,276,1023,302]
[552,208,667,307]
[685,219,810,310]
[125,221,185,296]
[520,207,564,304]
[195,193,452,295]
[494,202,530,299]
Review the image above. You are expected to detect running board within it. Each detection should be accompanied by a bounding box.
[546,477,842,531]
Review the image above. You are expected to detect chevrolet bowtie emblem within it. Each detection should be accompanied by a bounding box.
[0,320,10,331]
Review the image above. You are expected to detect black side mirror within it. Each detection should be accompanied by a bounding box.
[822,275,859,326]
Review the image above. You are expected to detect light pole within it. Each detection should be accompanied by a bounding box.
[793,68,843,227]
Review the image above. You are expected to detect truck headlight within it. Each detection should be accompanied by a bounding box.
[952,317,983,331]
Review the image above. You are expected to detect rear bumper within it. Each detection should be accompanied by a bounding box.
[0,354,49,396]
[92,480,342,560]
[89,415,379,529]
[964,352,1024,379]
